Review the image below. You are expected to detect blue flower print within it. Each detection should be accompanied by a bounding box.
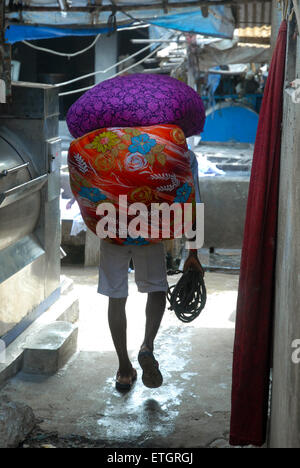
[174,183,192,203]
[128,134,156,155]
[124,236,149,246]
[78,187,107,203]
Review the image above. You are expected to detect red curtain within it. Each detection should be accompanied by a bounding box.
[230,21,288,447]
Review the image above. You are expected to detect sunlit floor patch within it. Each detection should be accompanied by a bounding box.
[96,326,194,444]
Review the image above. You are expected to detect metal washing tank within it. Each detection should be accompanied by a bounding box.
[0,82,61,343]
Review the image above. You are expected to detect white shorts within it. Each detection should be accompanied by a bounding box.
[98,240,169,298]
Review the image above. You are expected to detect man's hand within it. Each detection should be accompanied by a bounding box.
[66,197,76,210]
[183,250,205,276]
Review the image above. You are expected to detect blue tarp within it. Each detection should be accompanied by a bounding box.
[5,6,234,43]
[148,9,234,39]
[4,24,133,44]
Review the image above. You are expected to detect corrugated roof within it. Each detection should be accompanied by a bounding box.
[232,1,272,27]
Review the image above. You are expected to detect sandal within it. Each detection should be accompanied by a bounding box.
[138,350,163,388]
[115,368,137,392]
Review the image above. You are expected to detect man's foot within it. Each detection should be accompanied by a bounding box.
[115,367,137,392]
[138,347,163,389]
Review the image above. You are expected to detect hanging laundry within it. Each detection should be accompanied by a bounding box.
[230,21,288,447]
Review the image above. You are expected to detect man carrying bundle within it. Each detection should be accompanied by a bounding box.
[67,73,206,391]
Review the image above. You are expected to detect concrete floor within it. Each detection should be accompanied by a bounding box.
[0,267,239,448]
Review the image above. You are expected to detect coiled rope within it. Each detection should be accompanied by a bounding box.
[167,269,207,323]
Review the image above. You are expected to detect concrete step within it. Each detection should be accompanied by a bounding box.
[0,283,79,386]
[22,321,78,375]
[60,275,74,296]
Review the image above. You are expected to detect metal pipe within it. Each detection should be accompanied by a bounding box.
[57,0,67,11]
[0,162,29,177]
[0,174,48,209]
[131,39,183,44]
[205,68,247,75]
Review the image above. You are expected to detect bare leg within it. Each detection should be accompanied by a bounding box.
[138,291,166,388]
[141,291,166,352]
[108,297,136,385]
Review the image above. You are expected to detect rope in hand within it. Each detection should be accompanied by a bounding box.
[167,269,207,323]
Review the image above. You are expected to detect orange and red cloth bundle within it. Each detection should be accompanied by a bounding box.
[67,73,206,245]
[68,124,196,245]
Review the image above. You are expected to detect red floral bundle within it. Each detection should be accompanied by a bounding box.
[68,124,196,245]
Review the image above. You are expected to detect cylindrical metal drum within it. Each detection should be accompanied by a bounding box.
[0,136,41,250]
[201,102,259,144]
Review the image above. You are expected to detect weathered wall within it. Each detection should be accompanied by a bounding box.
[94,34,117,84]
[269,6,300,447]
[200,176,249,249]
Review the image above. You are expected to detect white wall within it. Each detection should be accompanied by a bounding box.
[269,2,300,448]
[94,33,118,84]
